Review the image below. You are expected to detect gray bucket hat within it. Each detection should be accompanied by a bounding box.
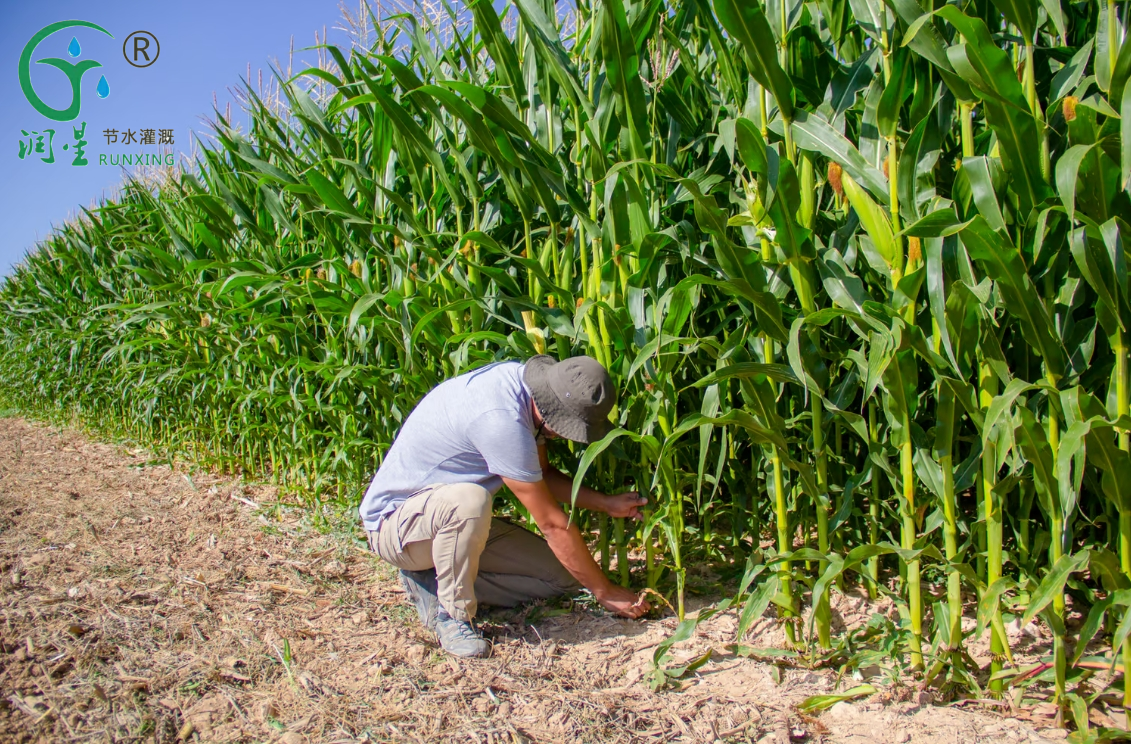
[523,355,614,443]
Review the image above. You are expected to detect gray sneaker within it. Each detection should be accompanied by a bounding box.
[399,569,440,631]
[435,611,490,658]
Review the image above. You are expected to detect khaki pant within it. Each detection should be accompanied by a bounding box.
[368,482,581,622]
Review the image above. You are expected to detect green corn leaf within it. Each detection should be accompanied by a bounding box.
[1018,550,1090,631]
[830,47,880,122]
[899,209,965,239]
[881,348,919,449]
[600,0,651,159]
[960,218,1066,382]
[572,428,660,510]
[896,114,941,224]
[347,292,386,334]
[441,82,535,144]
[369,87,465,211]
[1073,595,1117,666]
[959,157,1006,234]
[818,243,870,315]
[884,1,973,103]
[1113,601,1131,671]
[935,7,1028,109]
[1051,40,1092,102]
[925,237,958,373]
[418,84,532,219]
[1089,550,1131,593]
[736,573,779,638]
[697,384,720,500]
[1070,224,1127,337]
[769,548,831,566]
[739,375,788,432]
[1066,692,1091,734]
[936,6,1051,215]
[735,117,769,175]
[369,55,436,117]
[1122,77,1131,189]
[667,411,820,499]
[286,83,346,159]
[788,315,832,395]
[713,0,795,122]
[1015,407,1060,517]
[877,48,912,139]
[304,171,364,222]
[690,363,799,388]
[669,410,790,458]
[658,650,714,684]
[511,0,591,118]
[1055,144,1096,223]
[466,0,526,108]
[989,0,1036,42]
[1056,418,1090,521]
[808,552,845,636]
[1040,0,1067,43]
[847,0,886,41]
[765,158,814,269]
[797,685,877,713]
[1086,422,1131,513]
[778,110,888,203]
[912,447,944,499]
[699,0,744,105]
[976,577,1017,638]
[1110,25,1131,107]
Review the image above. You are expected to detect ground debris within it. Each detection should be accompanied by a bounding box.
[0,417,1056,743]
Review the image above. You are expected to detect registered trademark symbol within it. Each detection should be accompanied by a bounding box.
[123,30,159,68]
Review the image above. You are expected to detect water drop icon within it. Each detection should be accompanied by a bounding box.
[96,75,109,99]
[68,37,81,57]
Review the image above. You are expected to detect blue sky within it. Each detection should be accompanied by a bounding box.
[1,0,366,277]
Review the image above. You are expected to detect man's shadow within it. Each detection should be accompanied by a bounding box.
[479,593,656,646]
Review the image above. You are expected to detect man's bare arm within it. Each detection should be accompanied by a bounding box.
[537,445,647,520]
[501,475,649,619]
[541,465,606,509]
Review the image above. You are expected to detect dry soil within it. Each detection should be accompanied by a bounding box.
[0,417,1098,742]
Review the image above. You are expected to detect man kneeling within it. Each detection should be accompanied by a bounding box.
[359,355,651,657]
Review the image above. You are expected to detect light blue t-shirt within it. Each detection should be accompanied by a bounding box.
[359,361,543,531]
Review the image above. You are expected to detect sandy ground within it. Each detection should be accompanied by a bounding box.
[0,416,1096,742]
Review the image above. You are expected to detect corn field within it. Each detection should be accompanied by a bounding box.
[5,0,1131,724]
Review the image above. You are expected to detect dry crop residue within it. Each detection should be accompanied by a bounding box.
[0,417,1066,743]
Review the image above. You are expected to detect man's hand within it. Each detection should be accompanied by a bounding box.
[502,476,652,620]
[604,491,648,520]
[596,584,651,619]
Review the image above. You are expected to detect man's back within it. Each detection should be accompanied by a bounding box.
[359,361,542,530]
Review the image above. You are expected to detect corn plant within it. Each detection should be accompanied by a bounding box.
[8,0,1131,723]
